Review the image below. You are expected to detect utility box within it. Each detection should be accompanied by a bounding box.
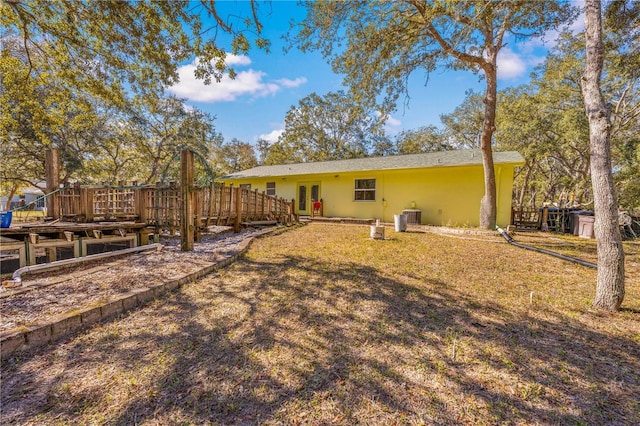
[578,215,595,239]
[570,211,591,235]
[402,209,421,225]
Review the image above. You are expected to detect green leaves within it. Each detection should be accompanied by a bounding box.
[394,126,451,154]
[215,138,258,175]
[292,1,578,228]
[495,24,640,210]
[294,1,577,114]
[264,91,385,164]
[1,0,268,189]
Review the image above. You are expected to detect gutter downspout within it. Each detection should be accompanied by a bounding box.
[496,226,597,269]
[2,243,164,288]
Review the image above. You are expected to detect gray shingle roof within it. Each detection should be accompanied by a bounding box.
[221,149,524,179]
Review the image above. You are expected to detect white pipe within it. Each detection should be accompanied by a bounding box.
[2,243,164,287]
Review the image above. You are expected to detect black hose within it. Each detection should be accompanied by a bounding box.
[496,226,597,269]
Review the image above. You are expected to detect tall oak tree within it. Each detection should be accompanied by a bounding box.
[581,0,625,311]
[293,0,577,228]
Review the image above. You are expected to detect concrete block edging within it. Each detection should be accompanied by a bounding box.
[0,226,286,358]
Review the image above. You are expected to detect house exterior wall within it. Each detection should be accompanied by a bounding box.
[220,164,517,227]
[0,190,46,211]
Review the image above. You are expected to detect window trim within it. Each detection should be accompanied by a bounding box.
[353,178,376,202]
[266,182,276,196]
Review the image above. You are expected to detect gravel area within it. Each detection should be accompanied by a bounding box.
[0,226,271,334]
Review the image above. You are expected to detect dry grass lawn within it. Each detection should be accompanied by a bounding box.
[2,223,639,425]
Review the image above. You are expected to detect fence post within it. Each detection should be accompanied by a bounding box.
[253,188,258,219]
[227,184,234,226]
[206,182,215,227]
[234,186,242,232]
[180,150,194,251]
[82,185,94,222]
[169,181,178,235]
[216,183,225,226]
[541,206,549,232]
[194,186,202,242]
[45,148,60,219]
[136,187,147,223]
[291,199,296,224]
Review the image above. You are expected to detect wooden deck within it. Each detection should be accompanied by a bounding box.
[44,182,295,233]
[0,221,149,273]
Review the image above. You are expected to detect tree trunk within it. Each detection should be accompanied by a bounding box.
[582,0,625,311]
[517,161,535,210]
[45,148,60,219]
[4,183,19,211]
[479,59,498,229]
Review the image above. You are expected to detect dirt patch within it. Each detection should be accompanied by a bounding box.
[0,227,269,334]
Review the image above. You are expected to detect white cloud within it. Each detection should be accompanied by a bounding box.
[513,10,585,72]
[274,77,308,88]
[385,115,401,127]
[520,10,585,52]
[169,58,307,103]
[258,129,284,143]
[567,10,585,34]
[497,47,527,80]
[193,54,252,68]
[375,111,402,128]
[224,54,252,66]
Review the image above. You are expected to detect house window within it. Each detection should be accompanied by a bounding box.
[266,182,276,196]
[298,185,307,211]
[354,178,376,201]
[240,184,251,190]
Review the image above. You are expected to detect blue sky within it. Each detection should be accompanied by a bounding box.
[168,1,583,146]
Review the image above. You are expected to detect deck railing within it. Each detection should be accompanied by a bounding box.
[43,182,295,232]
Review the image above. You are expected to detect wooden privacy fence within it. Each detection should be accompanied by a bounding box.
[51,182,296,233]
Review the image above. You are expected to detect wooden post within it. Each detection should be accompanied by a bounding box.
[83,186,94,222]
[253,188,258,220]
[216,183,224,226]
[169,181,177,235]
[234,186,242,232]
[541,206,549,232]
[45,148,60,219]
[226,184,233,226]
[194,186,202,242]
[206,183,214,227]
[180,150,194,251]
[291,198,296,224]
[136,187,148,224]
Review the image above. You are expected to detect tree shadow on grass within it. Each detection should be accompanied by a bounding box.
[2,254,639,425]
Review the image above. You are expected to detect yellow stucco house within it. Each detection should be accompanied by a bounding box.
[220,149,524,227]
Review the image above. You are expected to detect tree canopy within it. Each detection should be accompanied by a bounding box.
[394,125,451,155]
[1,0,268,101]
[0,0,267,193]
[293,0,578,228]
[495,27,640,211]
[263,91,385,164]
[216,138,259,175]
